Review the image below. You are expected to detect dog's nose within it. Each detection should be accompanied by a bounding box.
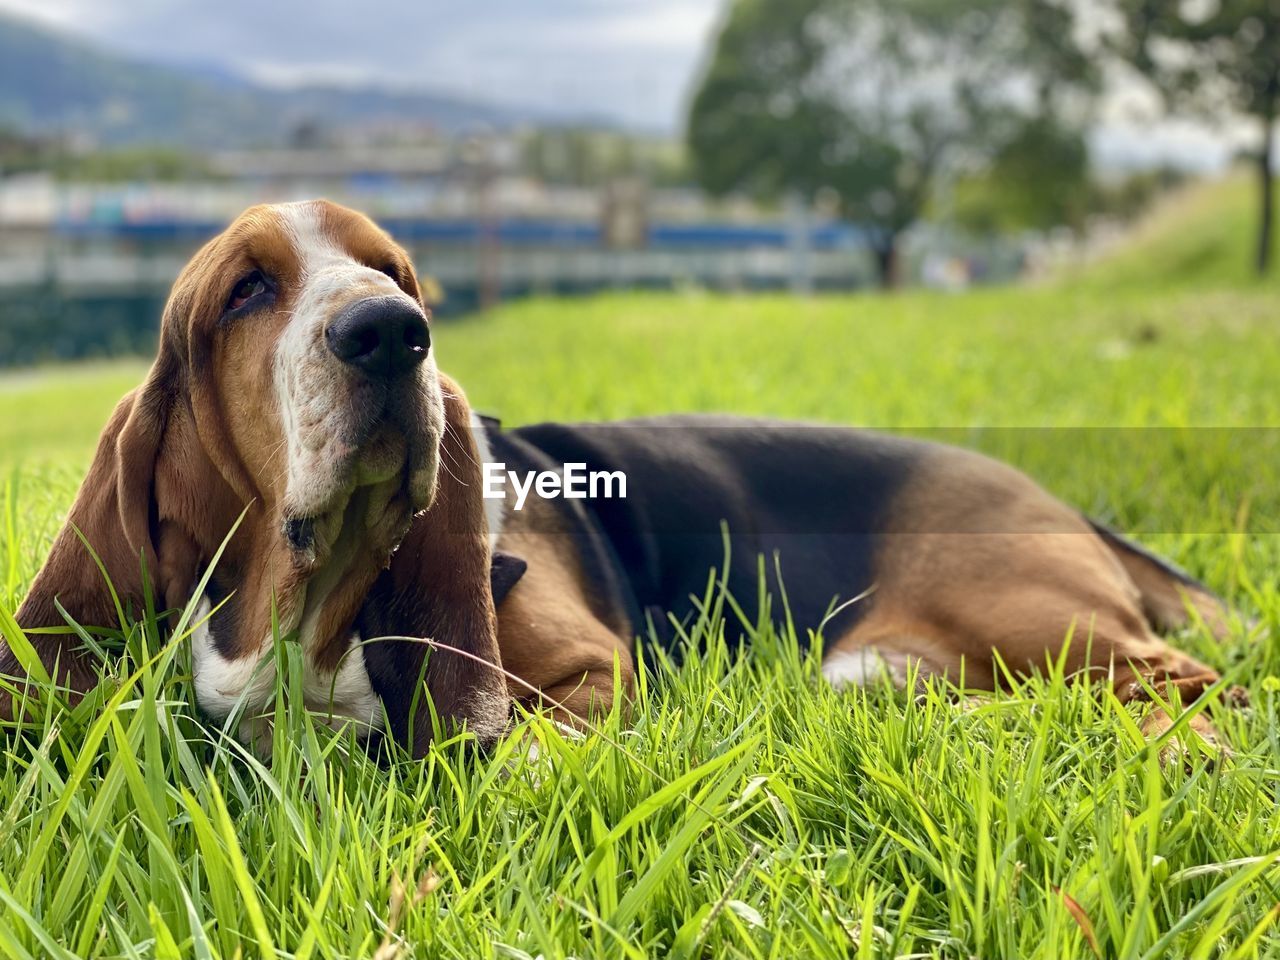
[325,296,430,379]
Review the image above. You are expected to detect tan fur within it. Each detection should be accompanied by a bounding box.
[494,496,635,723]
[823,447,1231,746]
[1092,525,1231,639]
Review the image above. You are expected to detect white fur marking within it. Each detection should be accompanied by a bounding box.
[191,597,277,742]
[302,633,384,732]
[822,647,894,690]
[190,593,385,745]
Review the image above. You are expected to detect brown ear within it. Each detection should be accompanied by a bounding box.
[359,374,508,754]
[3,355,195,701]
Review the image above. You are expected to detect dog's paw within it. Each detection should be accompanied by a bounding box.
[1139,709,1231,769]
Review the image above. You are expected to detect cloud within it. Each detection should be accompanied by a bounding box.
[0,0,723,129]
[0,0,96,28]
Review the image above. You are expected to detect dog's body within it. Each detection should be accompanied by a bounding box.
[0,200,1236,752]
[474,416,1227,724]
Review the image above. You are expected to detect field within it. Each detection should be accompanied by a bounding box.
[1,177,1279,958]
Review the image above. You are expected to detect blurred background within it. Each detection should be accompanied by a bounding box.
[0,0,1275,367]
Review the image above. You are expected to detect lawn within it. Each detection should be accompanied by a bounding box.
[1,178,1279,958]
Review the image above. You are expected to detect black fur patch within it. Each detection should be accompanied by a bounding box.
[490,552,528,606]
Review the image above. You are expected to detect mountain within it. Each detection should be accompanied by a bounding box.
[0,13,533,146]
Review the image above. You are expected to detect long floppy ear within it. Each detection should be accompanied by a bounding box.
[359,375,508,755]
[2,355,191,702]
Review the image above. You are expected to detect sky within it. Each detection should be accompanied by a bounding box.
[0,0,723,131]
[0,0,1250,169]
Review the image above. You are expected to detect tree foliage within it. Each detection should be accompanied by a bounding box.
[687,0,1100,285]
[1107,0,1280,274]
[951,116,1092,235]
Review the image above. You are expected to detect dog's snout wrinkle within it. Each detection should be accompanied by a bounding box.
[326,296,430,381]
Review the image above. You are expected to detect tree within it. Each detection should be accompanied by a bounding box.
[1108,0,1280,275]
[686,0,1099,287]
[950,115,1093,236]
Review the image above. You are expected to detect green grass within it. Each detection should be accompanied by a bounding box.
[1,176,1279,957]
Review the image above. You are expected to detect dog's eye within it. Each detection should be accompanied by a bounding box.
[379,263,401,282]
[227,271,268,311]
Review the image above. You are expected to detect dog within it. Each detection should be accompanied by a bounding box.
[0,200,1238,755]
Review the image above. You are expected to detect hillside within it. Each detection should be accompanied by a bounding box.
[1071,173,1278,291]
[0,13,529,146]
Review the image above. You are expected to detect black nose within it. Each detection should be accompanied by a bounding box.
[325,296,430,379]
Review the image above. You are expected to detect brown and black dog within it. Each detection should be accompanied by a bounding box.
[0,200,1239,754]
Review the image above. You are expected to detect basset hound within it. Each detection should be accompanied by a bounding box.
[0,200,1239,754]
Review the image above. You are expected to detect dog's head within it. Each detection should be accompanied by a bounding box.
[7,200,505,750]
[176,200,443,547]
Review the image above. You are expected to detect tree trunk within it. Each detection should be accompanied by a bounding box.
[873,239,900,290]
[1258,107,1275,277]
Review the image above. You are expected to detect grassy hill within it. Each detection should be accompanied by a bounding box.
[1068,173,1277,292]
[0,182,1278,957]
